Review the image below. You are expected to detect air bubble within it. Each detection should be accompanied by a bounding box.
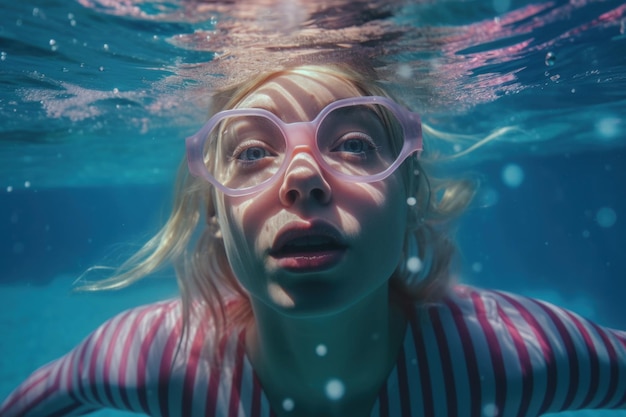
[282,398,294,411]
[24,181,31,188]
[472,262,483,273]
[406,256,422,273]
[396,64,412,79]
[483,403,498,417]
[103,43,109,51]
[325,379,345,401]
[315,344,327,357]
[501,163,524,188]
[596,207,617,228]
[407,197,417,206]
[113,87,119,94]
[545,52,556,67]
[1,52,6,61]
[595,117,621,140]
[6,186,13,193]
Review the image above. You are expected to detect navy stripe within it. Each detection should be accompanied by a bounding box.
[444,297,481,417]
[429,307,457,417]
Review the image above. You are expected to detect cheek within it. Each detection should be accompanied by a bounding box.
[215,197,259,283]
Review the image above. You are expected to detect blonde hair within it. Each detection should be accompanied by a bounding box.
[76,63,476,343]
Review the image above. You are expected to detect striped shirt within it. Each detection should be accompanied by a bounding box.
[2,284,626,416]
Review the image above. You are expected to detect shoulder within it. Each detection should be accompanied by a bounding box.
[103,298,183,338]
[410,284,626,351]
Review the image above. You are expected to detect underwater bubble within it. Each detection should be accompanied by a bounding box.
[595,116,621,140]
[6,186,13,193]
[502,163,524,188]
[325,379,345,401]
[596,207,617,228]
[99,66,104,72]
[282,398,294,411]
[103,43,110,52]
[406,197,417,206]
[24,181,31,188]
[483,403,498,416]
[315,344,327,357]
[545,52,556,66]
[406,257,422,273]
[472,262,483,273]
[1,52,6,61]
[396,64,413,79]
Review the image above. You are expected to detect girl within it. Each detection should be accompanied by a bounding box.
[2,64,626,417]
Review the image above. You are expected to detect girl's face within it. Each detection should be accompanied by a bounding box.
[214,71,409,316]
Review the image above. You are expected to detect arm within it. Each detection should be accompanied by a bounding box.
[478,287,626,415]
[0,300,181,417]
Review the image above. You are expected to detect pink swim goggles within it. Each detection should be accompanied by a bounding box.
[186,96,422,197]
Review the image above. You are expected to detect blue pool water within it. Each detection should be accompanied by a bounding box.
[1,0,625,416]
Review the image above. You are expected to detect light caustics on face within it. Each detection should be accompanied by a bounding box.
[195,73,420,313]
[186,96,422,197]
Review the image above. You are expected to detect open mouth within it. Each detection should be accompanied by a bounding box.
[270,225,348,271]
[275,235,346,256]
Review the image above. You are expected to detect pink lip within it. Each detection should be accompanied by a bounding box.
[270,222,347,272]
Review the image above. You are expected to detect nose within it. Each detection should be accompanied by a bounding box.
[279,146,332,206]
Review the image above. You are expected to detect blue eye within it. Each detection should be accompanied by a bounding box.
[237,146,270,161]
[333,133,378,154]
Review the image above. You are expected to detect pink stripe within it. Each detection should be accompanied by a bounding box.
[429,307,457,416]
[408,306,433,416]
[563,311,599,408]
[228,331,246,417]
[395,344,411,417]
[589,323,621,407]
[2,368,49,412]
[471,292,507,414]
[118,307,152,410]
[137,302,176,414]
[444,297,481,417]
[530,299,578,410]
[6,367,55,415]
[182,317,208,417]
[102,310,134,408]
[28,365,63,415]
[87,317,117,406]
[158,312,182,417]
[494,301,533,417]
[496,292,556,414]
[206,332,229,417]
[73,331,94,404]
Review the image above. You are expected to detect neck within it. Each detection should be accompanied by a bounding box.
[245,284,407,417]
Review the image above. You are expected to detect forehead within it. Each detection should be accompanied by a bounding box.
[236,70,362,123]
